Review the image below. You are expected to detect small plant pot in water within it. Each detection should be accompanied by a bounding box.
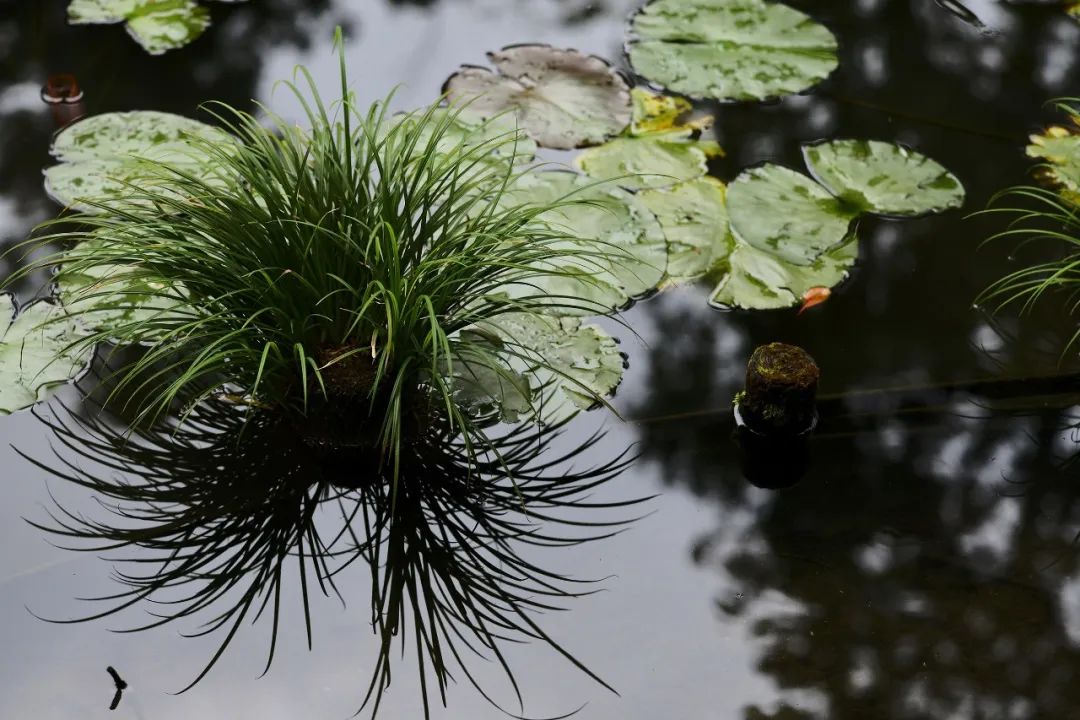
[732,342,820,488]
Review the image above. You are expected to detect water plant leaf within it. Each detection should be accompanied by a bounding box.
[402,108,537,166]
[449,332,534,423]
[626,0,839,102]
[483,312,625,419]
[502,171,667,311]
[0,295,92,414]
[638,177,733,283]
[44,110,231,213]
[1027,125,1080,197]
[710,235,857,310]
[576,89,722,190]
[443,45,632,150]
[68,0,234,55]
[56,239,187,342]
[802,139,966,216]
[726,163,857,266]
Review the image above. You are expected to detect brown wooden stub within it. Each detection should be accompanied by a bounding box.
[740,342,819,435]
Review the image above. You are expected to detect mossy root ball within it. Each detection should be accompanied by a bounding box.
[739,342,819,435]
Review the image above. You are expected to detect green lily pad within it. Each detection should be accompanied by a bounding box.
[709,236,857,310]
[1027,125,1080,196]
[443,45,631,150]
[802,139,965,216]
[638,177,733,283]
[449,331,534,423]
[501,171,667,313]
[727,164,857,266]
[626,0,839,102]
[576,89,722,191]
[68,0,241,55]
[56,238,187,342]
[481,312,625,421]
[0,294,93,414]
[394,107,537,168]
[44,110,232,213]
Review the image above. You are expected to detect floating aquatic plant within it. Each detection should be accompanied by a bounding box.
[44,110,232,213]
[625,0,839,102]
[980,101,1080,346]
[67,0,247,55]
[443,44,632,150]
[576,88,723,190]
[4,38,643,458]
[22,397,643,717]
[803,139,966,217]
[636,136,963,310]
[0,295,92,414]
[1026,101,1080,204]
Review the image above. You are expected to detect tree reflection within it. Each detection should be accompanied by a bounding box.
[629,4,1080,711]
[20,399,641,717]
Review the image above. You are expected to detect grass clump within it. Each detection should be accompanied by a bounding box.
[978,99,1080,349]
[9,38,618,471]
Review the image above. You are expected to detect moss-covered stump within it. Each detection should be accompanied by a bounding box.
[737,342,819,436]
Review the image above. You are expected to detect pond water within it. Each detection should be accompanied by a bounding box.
[3,1,1080,718]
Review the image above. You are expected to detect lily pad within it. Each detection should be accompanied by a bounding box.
[626,0,839,102]
[638,177,732,283]
[1027,125,1080,196]
[500,171,667,313]
[727,164,857,265]
[802,139,965,216]
[44,110,232,213]
[394,107,537,168]
[449,331,534,423]
[56,238,187,341]
[0,294,93,414]
[67,0,241,55]
[576,89,722,190]
[443,45,631,150]
[709,236,857,310]
[481,312,625,420]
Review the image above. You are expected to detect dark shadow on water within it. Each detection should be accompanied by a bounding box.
[18,399,643,718]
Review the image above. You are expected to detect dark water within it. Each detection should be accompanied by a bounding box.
[2,1,1080,718]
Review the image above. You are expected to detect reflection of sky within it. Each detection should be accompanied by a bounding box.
[2,0,1080,719]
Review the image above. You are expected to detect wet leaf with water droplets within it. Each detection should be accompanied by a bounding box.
[638,177,733,283]
[44,110,232,213]
[0,295,93,414]
[727,164,857,266]
[626,0,838,102]
[803,139,965,216]
[480,312,625,422]
[496,171,667,313]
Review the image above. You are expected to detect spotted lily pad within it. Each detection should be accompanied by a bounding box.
[709,236,857,310]
[0,294,93,414]
[68,0,242,55]
[449,331,533,423]
[44,110,232,213]
[639,174,855,309]
[500,171,667,313]
[638,177,732,283]
[727,164,857,266]
[576,89,722,190]
[1027,125,1080,197]
[481,312,625,421]
[802,139,965,216]
[443,45,631,150]
[56,238,187,341]
[626,0,839,102]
